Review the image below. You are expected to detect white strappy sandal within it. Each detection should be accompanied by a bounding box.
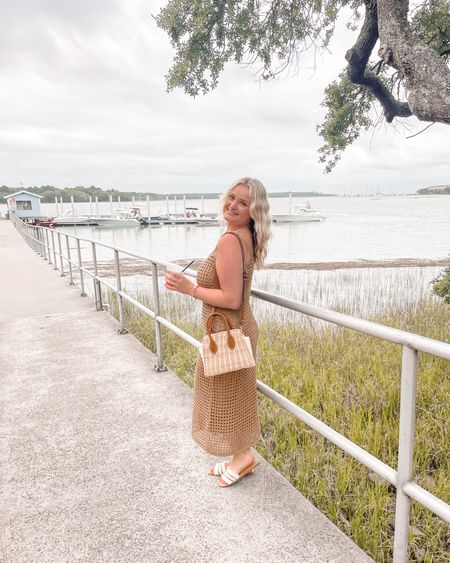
[218,459,260,487]
[208,460,230,476]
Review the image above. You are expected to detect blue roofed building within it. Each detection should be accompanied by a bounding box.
[4,191,43,222]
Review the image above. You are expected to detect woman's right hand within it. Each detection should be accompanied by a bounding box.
[164,270,195,296]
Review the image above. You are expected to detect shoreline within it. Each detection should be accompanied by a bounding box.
[263,258,449,271]
[86,257,449,277]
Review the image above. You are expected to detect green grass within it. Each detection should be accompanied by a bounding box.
[105,288,449,562]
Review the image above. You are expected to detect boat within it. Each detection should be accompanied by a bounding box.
[51,210,99,226]
[94,207,149,228]
[167,208,200,224]
[170,213,199,225]
[156,211,198,225]
[185,207,219,226]
[38,219,57,228]
[272,201,326,223]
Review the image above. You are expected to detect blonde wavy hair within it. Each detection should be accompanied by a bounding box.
[221,177,271,268]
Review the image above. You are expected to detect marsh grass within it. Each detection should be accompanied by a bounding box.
[96,266,443,325]
[255,309,449,562]
[101,273,449,562]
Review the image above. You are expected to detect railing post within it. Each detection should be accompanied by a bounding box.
[35,227,40,254]
[31,226,36,252]
[393,346,418,563]
[46,229,52,265]
[35,227,41,256]
[40,228,47,260]
[57,232,65,276]
[76,238,86,296]
[151,262,166,372]
[91,242,103,311]
[114,250,127,333]
[65,235,74,285]
[50,230,58,269]
[37,228,41,254]
[41,228,47,258]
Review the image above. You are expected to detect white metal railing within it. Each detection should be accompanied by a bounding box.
[12,214,450,563]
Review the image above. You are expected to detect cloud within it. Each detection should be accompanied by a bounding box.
[0,0,448,194]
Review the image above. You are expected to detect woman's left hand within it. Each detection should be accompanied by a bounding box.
[164,271,195,295]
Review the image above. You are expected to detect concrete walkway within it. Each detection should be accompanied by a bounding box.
[1,220,373,562]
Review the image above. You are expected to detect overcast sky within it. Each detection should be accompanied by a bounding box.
[1,0,449,195]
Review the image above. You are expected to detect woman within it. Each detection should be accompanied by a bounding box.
[164,177,271,487]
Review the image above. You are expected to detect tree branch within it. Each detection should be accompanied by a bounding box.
[345,0,412,122]
[377,0,450,124]
[406,122,435,138]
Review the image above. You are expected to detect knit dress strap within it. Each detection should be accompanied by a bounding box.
[217,231,247,326]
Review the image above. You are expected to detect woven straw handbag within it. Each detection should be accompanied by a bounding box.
[200,311,255,377]
[200,232,255,377]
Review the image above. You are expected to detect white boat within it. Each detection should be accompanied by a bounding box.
[185,207,219,226]
[159,208,200,224]
[272,202,326,223]
[94,207,148,228]
[52,210,98,226]
[170,212,199,225]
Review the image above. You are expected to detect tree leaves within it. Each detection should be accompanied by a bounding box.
[317,73,373,173]
[156,0,449,170]
[411,0,450,60]
[156,0,341,95]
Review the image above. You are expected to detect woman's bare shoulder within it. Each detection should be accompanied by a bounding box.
[216,231,242,252]
[218,229,253,262]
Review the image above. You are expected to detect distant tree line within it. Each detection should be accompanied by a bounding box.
[0,185,335,203]
[0,185,163,203]
[0,185,227,203]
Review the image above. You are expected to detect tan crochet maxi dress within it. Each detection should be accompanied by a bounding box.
[192,230,260,456]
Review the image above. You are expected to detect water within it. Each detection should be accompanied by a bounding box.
[5,193,448,320]
[21,194,450,263]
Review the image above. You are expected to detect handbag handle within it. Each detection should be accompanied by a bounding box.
[205,311,235,353]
